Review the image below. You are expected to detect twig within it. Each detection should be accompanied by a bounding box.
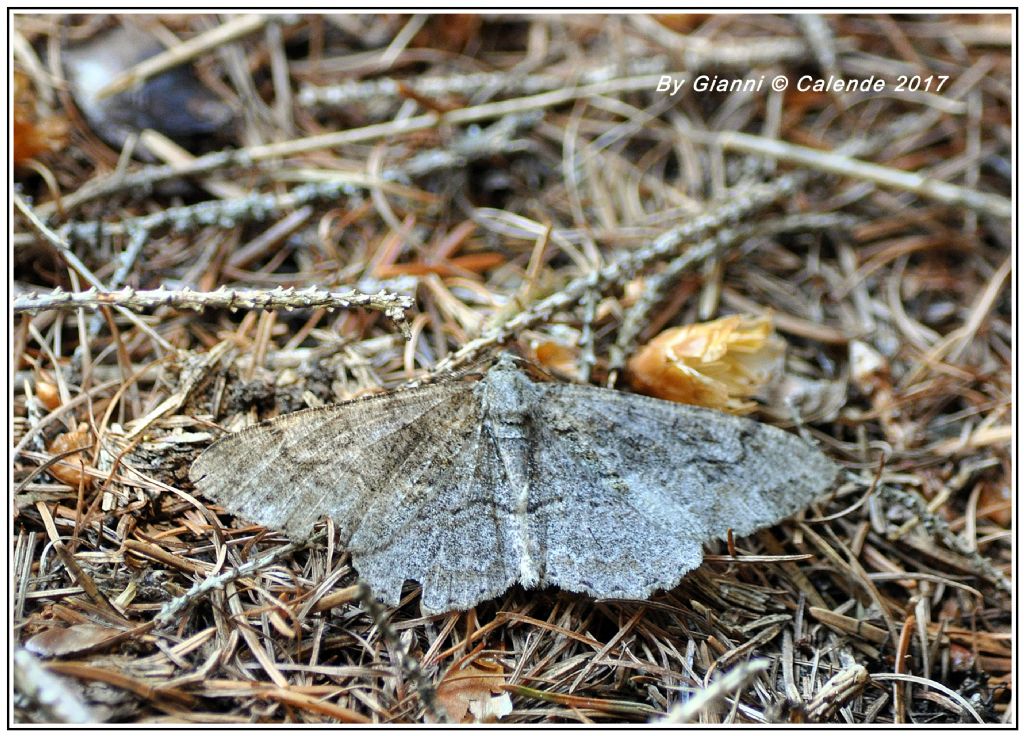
[13,286,414,334]
[433,173,807,376]
[87,225,152,337]
[45,71,680,219]
[14,193,173,351]
[214,71,707,165]
[13,648,94,723]
[59,114,540,244]
[36,149,250,218]
[402,112,541,178]
[298,57,673,108]
[61,180,362,243]
[706,130,1011,219]
[154,536,315,627]
[794,15,841,82]
[576,275,600,383]
[247,73,694,163]
[629,15,822,67]
[356,582,447,723]
[19,285,412,337]
[663,659,770,723]
[877,483,1011,594]
[608,212,855,376]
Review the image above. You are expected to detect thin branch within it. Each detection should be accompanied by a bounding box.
[608,212,856,376]
[663,659,770,723]
[706,129,1011,219]
[45,69,707,221]
[877,482,1011,594]
[432,173,807,375]
[14,193,173,351]
[356,582,448,723]
[298,57,673,108]
[154,536,315,627]
[59,115,540,243]
[13,286,415,336]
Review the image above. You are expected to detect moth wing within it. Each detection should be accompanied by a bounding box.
[529,383,837,599]
[190,381,478,543]
[348,417,526,613]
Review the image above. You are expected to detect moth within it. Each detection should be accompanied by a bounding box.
[190,355,837,613]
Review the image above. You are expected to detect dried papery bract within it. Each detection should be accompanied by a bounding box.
[628,314,785,414]
[190,355,836,613]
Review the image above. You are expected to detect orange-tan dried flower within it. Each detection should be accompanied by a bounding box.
[627,314,785,414]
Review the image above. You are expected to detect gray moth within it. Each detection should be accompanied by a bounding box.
[189,354,838,614]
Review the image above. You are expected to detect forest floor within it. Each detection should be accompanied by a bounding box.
[12,13,1012,725]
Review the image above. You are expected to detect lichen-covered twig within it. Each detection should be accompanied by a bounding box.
[36,149,252,219]
[60,115,541,244]
[14,193,173,351]
[356,582,447,723]
[15,193,114,298]
[87,226,153,338]
[50,73,684,220]
[712,130,1011,219]
[432,173,807,375]
[877,482,1011,594]
[401,112,540,179]
[14,286,415,336]
[298,58,673,108]
[154,536,314,627]
[61,180,363,243]
[577,274,601,383]
[608,212,856,375]
[793,14,842,82]
[629,15,828,68]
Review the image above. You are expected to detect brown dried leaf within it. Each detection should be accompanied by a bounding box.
[436,661,512,723]
[25,624,119,657]
[13,72,68,167]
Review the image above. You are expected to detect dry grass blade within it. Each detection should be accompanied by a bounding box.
[505,684,661,719]
[664,659,770,723]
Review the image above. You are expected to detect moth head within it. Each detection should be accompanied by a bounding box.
[493,352,525,371]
